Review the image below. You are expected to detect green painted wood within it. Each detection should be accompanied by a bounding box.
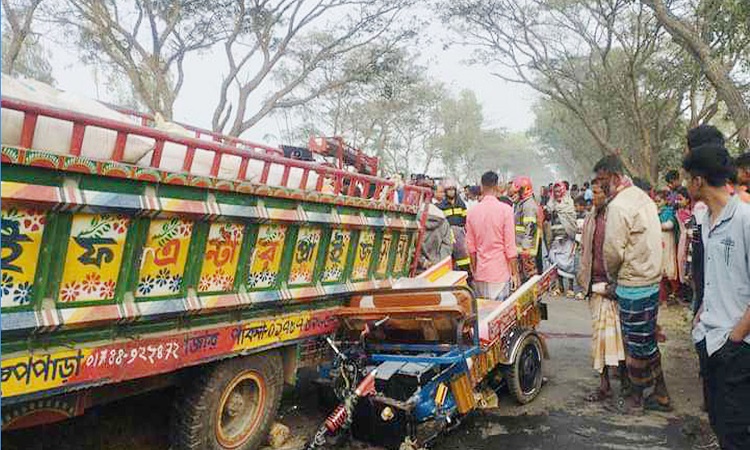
[342,229,358,282]
[78,174,144,195]
[371,230,384,280]
[157,184,206,201]
[45,213,73,303]
[313,225,332,285]
[234,222,259,292]
[1,165,63,186]
[182,220,210,293]
[117,217,148,301]
[26,211,59,311]
[385,231,401,277]
[214,191,256,206]
[405,233,417,276]
[277,225,300,291]
[304,203,331,214]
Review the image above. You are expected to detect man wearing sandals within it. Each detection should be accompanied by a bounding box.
[686,143,750,450]
[594,155,672,413]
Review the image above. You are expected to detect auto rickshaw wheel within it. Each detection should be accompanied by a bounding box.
[506,334,544,404]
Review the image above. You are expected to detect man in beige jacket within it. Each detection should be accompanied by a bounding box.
[594,155,671,413]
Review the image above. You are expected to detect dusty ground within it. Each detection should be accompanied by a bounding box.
[3,298,715,450]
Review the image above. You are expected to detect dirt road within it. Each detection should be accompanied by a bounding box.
[3,299,714,450]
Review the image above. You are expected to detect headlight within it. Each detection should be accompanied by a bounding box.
[380,406,395,421]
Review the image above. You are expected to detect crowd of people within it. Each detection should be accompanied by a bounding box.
[412,124,750,450]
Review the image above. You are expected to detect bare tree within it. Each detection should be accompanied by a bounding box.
[445,0,697,182]
[642,0,750,148]
[1,0,48,79]
[211,0,417,137]
[56,0,229,119]
[282,47,446,177]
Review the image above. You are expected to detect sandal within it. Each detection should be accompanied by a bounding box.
[644,395,673,412]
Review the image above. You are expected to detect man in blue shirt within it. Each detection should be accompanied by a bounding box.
[685,142,750,450]
[583,181,593,204]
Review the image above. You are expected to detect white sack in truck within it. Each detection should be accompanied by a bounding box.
[136,114,321,189]
[1,74,152,163]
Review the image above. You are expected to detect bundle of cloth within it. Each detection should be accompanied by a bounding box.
[1,74,333,192]
[1,74,152,163]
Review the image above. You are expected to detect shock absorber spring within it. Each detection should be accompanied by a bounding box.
[324,404,348,432]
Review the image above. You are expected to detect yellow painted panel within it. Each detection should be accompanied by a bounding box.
[1,208,46,307]
[393,233,411,275]
[198,222,244,292]
[231,311,312,351]
[247,224,287,289]
[352,230,376,281]
[376,232,393,276]
[136,218,193,298]
[289,227,322,285]
[59,214,130,303]
[1,348,91,397]
[322,229,352,283]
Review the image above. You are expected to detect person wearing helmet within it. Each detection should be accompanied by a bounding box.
[511,176,542,282]
[437,178,471,274]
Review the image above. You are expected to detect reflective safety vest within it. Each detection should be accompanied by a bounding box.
[437,198,468,227]
[514,197,541,256]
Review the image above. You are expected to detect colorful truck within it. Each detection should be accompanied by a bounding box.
[0,91,432,450]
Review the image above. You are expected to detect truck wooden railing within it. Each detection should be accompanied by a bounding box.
[103,102,287,158]
[1,97,428,205]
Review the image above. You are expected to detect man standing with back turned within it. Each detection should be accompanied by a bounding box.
[465,171,520,301]
[686,143,750,450]
[594,155,671,413]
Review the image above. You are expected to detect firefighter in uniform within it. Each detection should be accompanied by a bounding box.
[437,179,471,275]
[510,176,542,282]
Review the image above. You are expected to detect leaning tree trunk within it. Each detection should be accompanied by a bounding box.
[2,32,26,75]
[643,0,750,149]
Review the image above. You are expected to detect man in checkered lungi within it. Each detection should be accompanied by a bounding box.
[595,155,671,413]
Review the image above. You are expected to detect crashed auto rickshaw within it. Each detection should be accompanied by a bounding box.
[308,264,557,450]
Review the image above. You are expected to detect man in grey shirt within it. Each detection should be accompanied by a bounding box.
[685,142,750,450]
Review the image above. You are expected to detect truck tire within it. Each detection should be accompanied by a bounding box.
[506,334,543,404]
[172,351,284,450]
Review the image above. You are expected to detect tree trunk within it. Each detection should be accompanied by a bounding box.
[643,0,750,149]
[2,32,26,75]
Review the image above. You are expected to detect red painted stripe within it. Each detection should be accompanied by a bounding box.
[238,157,249,180]
[20,113,38,148]
[182,146,196,172]
[209,151,221,177]
[69,123,85,156]
[149,140,164,167]
[111,131,128,162]
[260,161,270,184]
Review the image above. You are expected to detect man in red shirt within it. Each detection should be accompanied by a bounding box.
[466,171,520,300]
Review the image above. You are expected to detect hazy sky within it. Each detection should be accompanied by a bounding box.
[42,17,538,146]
